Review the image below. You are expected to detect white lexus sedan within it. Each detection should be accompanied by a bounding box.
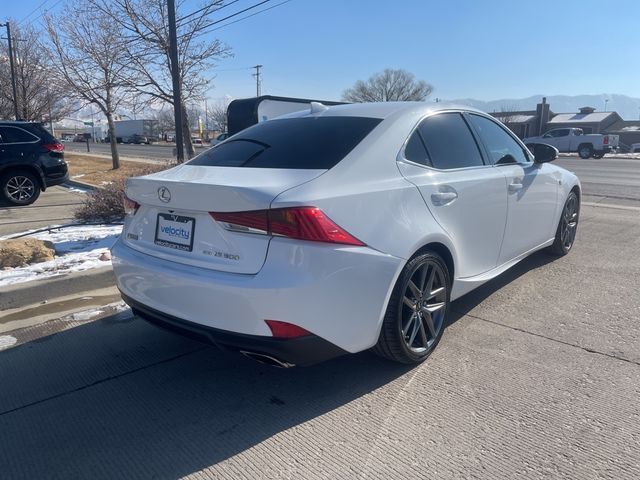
[111,102,580,367]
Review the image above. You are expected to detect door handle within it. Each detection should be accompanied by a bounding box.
[431,191,458,206]
[508,182,523,192]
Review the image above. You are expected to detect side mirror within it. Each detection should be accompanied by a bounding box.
[526,143,558,163]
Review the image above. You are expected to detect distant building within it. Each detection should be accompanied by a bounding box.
[546,106,621,134]
[492,99,627,147]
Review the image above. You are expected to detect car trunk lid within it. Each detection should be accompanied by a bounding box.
[122,164,325,274]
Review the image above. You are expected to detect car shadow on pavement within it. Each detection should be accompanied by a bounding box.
[0,251,558,478]
[0,311,414,478]
[447,250,557,326]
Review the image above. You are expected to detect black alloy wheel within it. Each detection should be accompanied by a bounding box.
[374,252,450,364]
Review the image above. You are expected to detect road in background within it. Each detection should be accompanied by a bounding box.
[65,142,187,161]
[1,203,639,479]
[555,156,640,202]
[64,143,640,202]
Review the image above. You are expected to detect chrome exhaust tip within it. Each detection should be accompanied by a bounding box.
[240,350,295,368]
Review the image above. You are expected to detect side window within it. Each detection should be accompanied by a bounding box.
[543,130,556,138]
[0,127,39,143]
[557,129,570,137]
[467,114,530,165]
[403,130,430,166]
[417,113,484,169]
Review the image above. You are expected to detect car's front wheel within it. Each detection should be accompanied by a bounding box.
[373,251,450,364]
[1,170,41,206]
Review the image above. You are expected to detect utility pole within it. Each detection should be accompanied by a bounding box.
[252,64,262,97]
[1,22,19,120]
[167,0,185,163]
[204,98,209,140]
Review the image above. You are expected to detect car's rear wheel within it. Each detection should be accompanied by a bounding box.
[548,191,579,256]
[373,252,450,364]
[1,170,41,206]
[578,144,593,159]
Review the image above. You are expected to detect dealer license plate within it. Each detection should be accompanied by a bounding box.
[154,213,195,252]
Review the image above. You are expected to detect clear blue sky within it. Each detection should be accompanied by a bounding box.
[4,0,639,105]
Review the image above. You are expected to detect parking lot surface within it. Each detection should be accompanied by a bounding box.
[1,203,638,479]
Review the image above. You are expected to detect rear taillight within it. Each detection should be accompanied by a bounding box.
[123,193,139,216]
[210,207,365,246]
[42,142,64,152]
[265,320,311,338]
[603,136,609,145]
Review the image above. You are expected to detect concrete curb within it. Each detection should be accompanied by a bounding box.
[64,179,98,191]
[0,266,116,311]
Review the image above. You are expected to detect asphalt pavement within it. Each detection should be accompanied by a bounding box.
[65,141,189,161]
[0,202,639,479]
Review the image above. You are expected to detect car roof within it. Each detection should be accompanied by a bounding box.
[278,101,487,120]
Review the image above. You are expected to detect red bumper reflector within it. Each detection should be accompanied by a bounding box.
[265,320,312,339]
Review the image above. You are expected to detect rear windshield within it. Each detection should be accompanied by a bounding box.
[188,116,382,169]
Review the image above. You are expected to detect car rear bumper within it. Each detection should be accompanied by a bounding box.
[111,236,403,356]
[43,163,69,188]
[122,292,347,366]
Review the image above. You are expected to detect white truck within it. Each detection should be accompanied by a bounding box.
[108,119,158,144]
[524,128,618,159]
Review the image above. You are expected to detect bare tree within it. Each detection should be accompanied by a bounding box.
[342,69,433,103]
[152,107,175,141]
[207,102,228,133]
[0,23,72,122]
[44,4,130,169]
[89,0,232,160]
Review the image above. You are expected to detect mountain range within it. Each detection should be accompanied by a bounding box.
[448,94,640,120]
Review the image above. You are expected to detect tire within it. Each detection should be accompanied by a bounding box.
[373,251,451,364]
[578,144,593,159]
[592,151,604,159]
[1,170,41,206]
[548,191,579,256]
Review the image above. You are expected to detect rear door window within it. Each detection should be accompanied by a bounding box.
[417,113,485,169]
[0,126,39,143]
[188,116,382,169]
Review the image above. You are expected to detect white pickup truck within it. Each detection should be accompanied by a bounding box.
[523,128,618,159]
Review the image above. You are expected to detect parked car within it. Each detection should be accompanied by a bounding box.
[192,138,207,148]
[631,143,640,153]
[0,121,68,205]
[112,103,580,367]
[524,128,618,159]
[210,132,229,146]
[128,134,150,145]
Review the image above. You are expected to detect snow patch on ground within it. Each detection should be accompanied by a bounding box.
[0,225,122,287]
[0,335,18,351]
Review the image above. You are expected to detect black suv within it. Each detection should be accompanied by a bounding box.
[0,121,68,206]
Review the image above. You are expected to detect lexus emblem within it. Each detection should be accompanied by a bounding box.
[158,187,171,203]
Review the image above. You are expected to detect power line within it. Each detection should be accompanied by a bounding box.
[196,0,292,36]
[184,0,273,39]
[18,0,64,26]
[18,0,52,25]
[177,0,229,24]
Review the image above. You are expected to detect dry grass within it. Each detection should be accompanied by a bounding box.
[66,153,171,186]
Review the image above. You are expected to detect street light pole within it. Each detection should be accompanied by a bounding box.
[1,21,20,120]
